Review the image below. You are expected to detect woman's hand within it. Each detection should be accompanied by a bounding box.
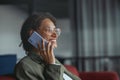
[38,39,55,64]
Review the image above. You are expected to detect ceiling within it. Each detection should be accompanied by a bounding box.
[0,0,69,18]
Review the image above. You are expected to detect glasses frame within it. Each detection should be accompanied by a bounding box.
[44,27,61,36]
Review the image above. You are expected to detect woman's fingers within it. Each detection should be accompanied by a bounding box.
[50,44,55,64]
[38,39,55,64]
[47,42,55,64]
[38,41,41,51]
[50,44,54,55]
[46,42,51,53]
[41,39,46,50]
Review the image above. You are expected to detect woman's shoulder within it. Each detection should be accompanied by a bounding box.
[16,56,32,66]
[16,54,44,68]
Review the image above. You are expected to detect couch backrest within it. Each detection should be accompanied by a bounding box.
[0,54,17,75]
[64,65,79,77]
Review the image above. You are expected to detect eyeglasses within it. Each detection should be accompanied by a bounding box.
[45,28,61,36]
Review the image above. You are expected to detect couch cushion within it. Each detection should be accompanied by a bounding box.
[79,72,119,80]
[0,76,15,80]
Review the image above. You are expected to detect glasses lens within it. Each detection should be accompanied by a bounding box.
[55,28,61,36]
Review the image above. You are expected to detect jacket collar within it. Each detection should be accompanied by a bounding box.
[28,52,44,64]
[28,52,62,66]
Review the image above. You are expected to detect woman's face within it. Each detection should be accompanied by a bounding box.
[37,18,58,47]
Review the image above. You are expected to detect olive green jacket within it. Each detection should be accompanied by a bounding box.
[14,52,81,80]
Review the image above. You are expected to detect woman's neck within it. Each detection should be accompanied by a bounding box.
[31,48,40,55]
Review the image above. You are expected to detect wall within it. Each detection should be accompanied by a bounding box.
[0,5,73,60]
[0,5,27,59]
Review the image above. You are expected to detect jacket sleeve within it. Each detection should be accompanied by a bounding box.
[14,62,43,80]
[15,61,65,80]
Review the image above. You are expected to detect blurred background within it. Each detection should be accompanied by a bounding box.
[0,0,120,77]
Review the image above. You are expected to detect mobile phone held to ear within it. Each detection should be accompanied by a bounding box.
[28,31,48,48]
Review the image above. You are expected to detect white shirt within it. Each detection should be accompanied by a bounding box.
[63,73,73,80]
[52,63,73,80]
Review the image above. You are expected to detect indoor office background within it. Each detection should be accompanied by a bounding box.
[0,0,120,77]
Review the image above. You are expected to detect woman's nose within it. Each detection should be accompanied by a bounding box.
[51,28,61,38]
[51,31,57,38]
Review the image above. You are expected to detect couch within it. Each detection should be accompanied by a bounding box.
[0,65,119,80]
[64,65,119,80]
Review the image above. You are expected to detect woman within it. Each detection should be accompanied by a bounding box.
[14,12,81,80]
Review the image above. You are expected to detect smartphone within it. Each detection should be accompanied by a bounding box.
[28,31,48,48]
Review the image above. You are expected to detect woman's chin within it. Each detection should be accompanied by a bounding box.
[51,40,57,48]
